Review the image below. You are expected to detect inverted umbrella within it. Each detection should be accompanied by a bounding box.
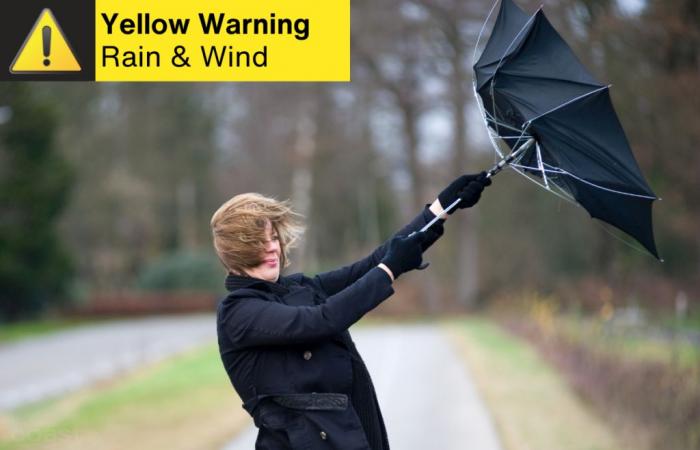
[428,0,659,259]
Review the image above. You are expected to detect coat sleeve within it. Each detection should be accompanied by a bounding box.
[314,205,445,296]
[220,267,394,349]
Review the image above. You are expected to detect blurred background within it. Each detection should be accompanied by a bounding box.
[1,0,698,449]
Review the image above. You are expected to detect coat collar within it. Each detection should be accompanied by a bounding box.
[225,273,291,295]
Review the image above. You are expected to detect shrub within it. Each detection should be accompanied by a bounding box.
[136,251,223,293]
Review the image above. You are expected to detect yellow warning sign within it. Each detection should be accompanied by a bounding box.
[10,9,81,73]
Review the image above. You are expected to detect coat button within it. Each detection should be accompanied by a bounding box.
[320,430,327,440]
[303,350,312,360]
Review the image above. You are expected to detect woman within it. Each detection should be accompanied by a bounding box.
[212,173,491,450]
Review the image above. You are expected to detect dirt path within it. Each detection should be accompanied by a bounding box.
[222,324,502,450]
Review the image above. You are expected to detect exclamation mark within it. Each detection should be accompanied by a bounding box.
[42,26,51,66]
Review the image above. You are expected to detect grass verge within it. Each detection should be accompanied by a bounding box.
[553,315,700,369]
[445,317,624,450]
[504,316,700,450]
[0,319,105,345]
[0,343,249,450]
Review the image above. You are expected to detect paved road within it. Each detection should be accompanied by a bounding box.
[0,314,216,411]
[223,324,502,450]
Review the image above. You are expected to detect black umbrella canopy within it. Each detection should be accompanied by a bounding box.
[473,0,660,259]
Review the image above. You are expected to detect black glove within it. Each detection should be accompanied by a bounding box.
[380,233,427,279]
[420,227,442,252]
[437,172,492,213]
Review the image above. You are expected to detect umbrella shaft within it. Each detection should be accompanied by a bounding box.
[417,198,462,233]
[415,138,535,234]
[486,137,535,178]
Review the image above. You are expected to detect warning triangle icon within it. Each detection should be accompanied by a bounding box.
[10,9,81,73]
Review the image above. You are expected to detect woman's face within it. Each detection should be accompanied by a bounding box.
[243,220,281,282]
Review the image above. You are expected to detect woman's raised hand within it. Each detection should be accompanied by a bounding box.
[437,172,492,213]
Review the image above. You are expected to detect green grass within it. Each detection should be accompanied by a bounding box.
[446,317,624,450]
[0,343,247,450]
[662,314,700,332]
[0,319,101,344]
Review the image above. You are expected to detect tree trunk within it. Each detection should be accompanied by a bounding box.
[399,95,439,312]
[451,45,479,308]
[401,99,424,212]
[290,97,317,272]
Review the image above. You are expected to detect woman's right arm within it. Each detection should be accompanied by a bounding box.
[220,267,394,349]
[220,231,425,348]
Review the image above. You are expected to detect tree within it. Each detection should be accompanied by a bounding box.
[0,83,74,321]
[418,0,486,306]
[38,84,220,292]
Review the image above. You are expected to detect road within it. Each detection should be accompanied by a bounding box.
[222,324,502,450]
[0,314,215,411]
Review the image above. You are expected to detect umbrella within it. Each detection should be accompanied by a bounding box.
[455,0,659,259]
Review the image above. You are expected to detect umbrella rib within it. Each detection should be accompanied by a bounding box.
[488,107,534,172]
[512,162,564,174]
[541,163,657,200]
[493,7,541,81]
[535,142,550,188]
[548,178,577,201]
[503,124,531,159]
[487,84,532,145]
[485,113,519,132]
[525,85,610,125]
[509,164,578,204]
[472,0,502,66]
[511,163,578,202]
[485,114,530,134]
[496,72,603,88]
[593,220,663,260]
[495,135,534,140]
[513,161,656,200]
[473,79,507,160]
[490,80,501,139]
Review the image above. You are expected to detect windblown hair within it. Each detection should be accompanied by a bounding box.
[210,193,304,274]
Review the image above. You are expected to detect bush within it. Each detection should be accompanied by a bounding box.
[136,251,224,293]
[504,316,700,450]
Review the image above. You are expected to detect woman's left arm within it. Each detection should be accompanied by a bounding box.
[314,200,447,296]
[313,171,490,296]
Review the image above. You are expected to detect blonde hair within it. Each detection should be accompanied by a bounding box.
[210,193,304,273]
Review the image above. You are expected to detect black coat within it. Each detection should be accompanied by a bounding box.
[216,207,443,450]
